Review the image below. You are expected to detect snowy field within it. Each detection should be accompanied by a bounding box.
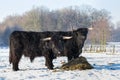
[0,47,120,80]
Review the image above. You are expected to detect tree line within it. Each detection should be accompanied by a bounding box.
[0,5,119,46]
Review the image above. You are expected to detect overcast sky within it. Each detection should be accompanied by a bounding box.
[0,0,120,24]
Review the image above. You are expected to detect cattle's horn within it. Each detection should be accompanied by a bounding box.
[88,27,93,30]
[42,37,51,41]
[63,36,72,39]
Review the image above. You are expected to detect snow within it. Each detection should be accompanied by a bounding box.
[0,47,120,80]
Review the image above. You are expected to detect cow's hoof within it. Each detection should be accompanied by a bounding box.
[48,67,53,70]
[46,64,54,67]
[13,68,19,71]
[49,68,53,70]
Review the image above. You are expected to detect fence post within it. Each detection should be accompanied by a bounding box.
[112,45,115,54]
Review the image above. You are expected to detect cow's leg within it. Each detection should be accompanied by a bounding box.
[12,61,19,71]
[73,49,81,59]
[73,52,80,59]
[45,58,53,69]
[45,59,54,67]
[66,50,73,62]
[45,59,53,67]
[44,54,54,69]
[30,55,35,62]
[12,57,22,71]
[12,52,22,71]
[67,55,72,62]
[73,49,82,59]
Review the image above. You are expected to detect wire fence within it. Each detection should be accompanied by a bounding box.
[83,45,120,54]
[0,45,120,55]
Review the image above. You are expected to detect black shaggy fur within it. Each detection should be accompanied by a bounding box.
[9,28,88,71]
[60,28,88,61]
[9,31,64,71]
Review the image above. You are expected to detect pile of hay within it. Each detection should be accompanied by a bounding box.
[60,56,93,70]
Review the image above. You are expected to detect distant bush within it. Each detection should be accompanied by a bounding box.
[0,25,22,46]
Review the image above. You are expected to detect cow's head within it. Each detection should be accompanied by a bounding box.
[76,27,93,37]
[41,34,64,57]
[74,28,90,54]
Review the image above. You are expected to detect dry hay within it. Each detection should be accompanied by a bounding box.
[60,56,93,70]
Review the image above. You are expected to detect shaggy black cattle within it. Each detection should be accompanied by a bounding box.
[63,28,88,61]
[54,28,88,61]
[39,28,89,62]
[41,28,89,62]
[9,31,64,71]
[9,28,90,71]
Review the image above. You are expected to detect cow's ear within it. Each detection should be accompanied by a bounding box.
[63,36,72,39]
[41,37,51,41]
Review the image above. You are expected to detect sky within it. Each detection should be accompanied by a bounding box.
[0,0,120,24]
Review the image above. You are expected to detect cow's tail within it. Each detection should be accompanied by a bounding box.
[9,37,13,64]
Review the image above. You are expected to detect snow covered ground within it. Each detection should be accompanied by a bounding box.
[0,47,120,80]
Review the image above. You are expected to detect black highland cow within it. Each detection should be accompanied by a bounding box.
[9,31,64,71]
[63,28,88,61]
[9,28,91,71]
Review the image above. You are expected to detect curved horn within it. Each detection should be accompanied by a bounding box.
[42,37,51,41]
[63,36,72,39]
[88,27,93,30]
